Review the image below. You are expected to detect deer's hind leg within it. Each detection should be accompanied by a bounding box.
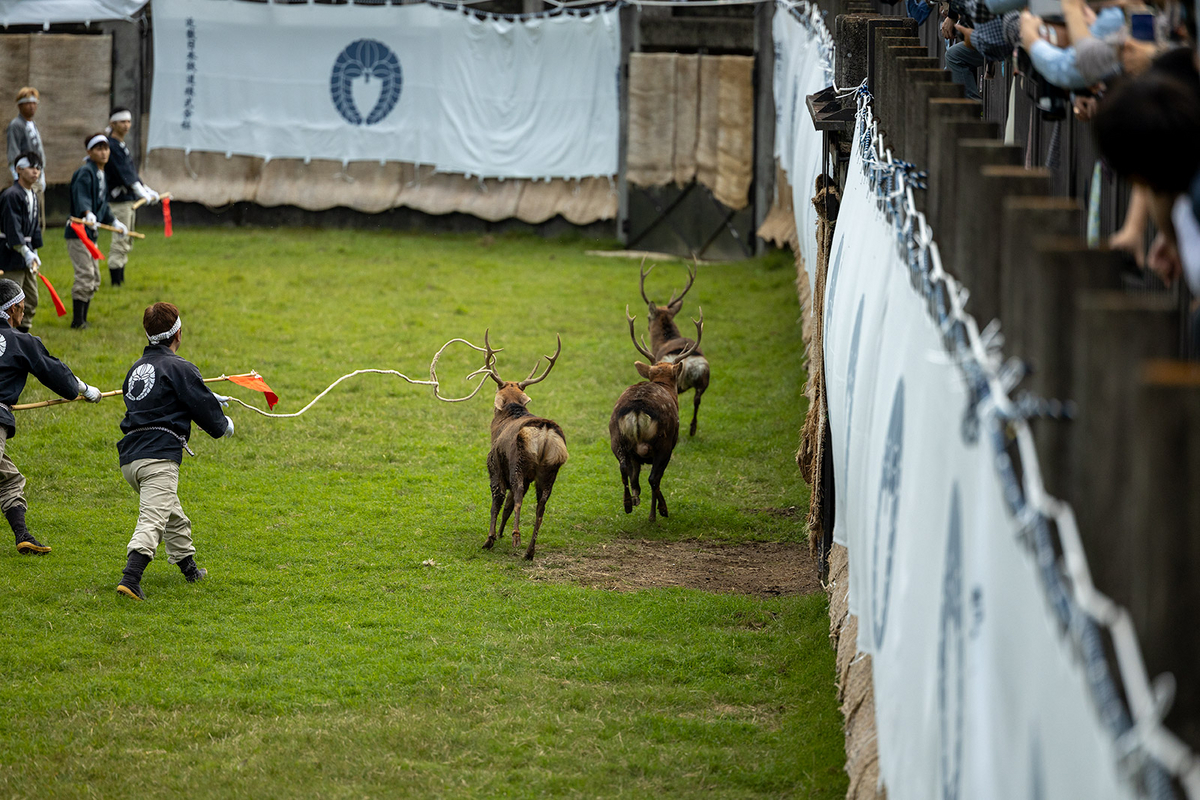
[485,481,507,550]
[525,466,561,561]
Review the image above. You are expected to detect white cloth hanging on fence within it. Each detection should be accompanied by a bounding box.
[147,0,620,181]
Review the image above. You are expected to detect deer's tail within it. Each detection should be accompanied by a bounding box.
[521,425,569,467]
[617,412,658,457]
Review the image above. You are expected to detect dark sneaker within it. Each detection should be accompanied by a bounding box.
[116,581,145,601]
[15,534,50,555]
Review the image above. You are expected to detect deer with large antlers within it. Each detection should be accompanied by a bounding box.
[610,309,702,521]
[636,263,710,436]
[458,332,568,561]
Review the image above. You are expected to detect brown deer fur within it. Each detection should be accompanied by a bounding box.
[476,333,568,560]
[611,313,702,521]
[638,263,710,436]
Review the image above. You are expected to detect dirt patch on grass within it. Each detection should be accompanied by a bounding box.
[529,539,821,598]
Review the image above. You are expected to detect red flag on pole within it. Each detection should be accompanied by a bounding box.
[162,197,173,238]
[226,372,278,408]
[69,222,104,260]
[37,274,67,317]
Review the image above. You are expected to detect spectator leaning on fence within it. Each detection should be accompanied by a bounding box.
[5,88,45,230]
[104,107,160,288]
[1094,53,1200,295]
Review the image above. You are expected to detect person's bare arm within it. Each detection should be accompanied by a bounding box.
[1063,0,1092,44]
[1110,183,1150,269]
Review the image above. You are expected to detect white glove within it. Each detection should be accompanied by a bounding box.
[21,247,39,272]
[84,210,97,227]
[112,219,129,236]
[146,187,161,204]
[223,415,235,437]
[76,379,101,403]
[212,392,231,408]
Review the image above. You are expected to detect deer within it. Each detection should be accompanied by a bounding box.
[637,262,710,436]
[461,331,568,561]
[610,308,702,522]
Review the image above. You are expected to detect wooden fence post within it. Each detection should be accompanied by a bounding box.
[1003,239,1124,497]
[1071,294,1179,609]
[1129,360,1200,752]
[926,99,988,246]
[939,138,1018,274]
[953,164,1050,327]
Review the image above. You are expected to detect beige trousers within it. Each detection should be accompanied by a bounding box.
[7,267,38,325]
[108,202,136,270]
[121,458,194,563]
[0,427,26,512]
[67,238,101,302]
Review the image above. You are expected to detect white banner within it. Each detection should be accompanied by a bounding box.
[820,116,1134,800]
[148,0,620,180]
[772,5,830,294]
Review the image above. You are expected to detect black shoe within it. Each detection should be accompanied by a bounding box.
[117,551,152,601]
[178,555,207,583]
[70,299,88,330]
[6,506,50,554]
[109,268,124,287]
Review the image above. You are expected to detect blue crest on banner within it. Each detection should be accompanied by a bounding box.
[330,39,403,126]
[938,484,964,800]
[871,377,904,648]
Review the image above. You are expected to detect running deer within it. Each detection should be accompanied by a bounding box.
[610,309,703,521]
[637,262,710,436]
[466,331,568,560]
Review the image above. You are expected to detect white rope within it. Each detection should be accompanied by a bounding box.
[224,337,493,419]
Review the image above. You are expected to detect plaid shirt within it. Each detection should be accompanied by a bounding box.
[970,11,1021,61]
[949,0,996,28]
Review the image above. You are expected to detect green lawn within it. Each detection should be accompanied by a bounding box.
[0,225,845,798]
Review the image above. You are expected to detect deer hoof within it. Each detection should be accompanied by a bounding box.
[623,494,633,513]
[524,547,535,561]
[482,536,496,550]
[689,421,697,436]
[512,531,521,547]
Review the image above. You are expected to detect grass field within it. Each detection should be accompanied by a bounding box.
[0,225,846,798]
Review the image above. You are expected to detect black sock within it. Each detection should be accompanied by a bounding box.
[4,505,28,543]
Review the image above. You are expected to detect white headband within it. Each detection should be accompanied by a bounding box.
[0,290,25,320]
[86,134,108,151]
[148,316,182,344]
[109,110,132,123]
[16,95,36,105]
[15,156,32,170]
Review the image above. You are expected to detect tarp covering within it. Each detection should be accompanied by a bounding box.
[0,33,111,185]
[148,0,620,181]
[822,107,1133,800]
[0,0,146,25]
[140,151,617,224]
[625,52,754,211]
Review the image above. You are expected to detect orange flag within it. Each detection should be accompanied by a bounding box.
[37,274,67,317]
[227,372,278,409]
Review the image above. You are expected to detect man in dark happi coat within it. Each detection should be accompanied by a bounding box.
[0,279,102,554]
[0,151,43,332]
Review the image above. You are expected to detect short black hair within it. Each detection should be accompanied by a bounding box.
[110,105,131,117]
[1095,69,1200,194]
[15,151,40,169]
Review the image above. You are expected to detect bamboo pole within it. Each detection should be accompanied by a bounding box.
[68,217,146,239]
[131,192,172,211]
[12,373,255,410]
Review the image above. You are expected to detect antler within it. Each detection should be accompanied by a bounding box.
[667,263,697,308]
[626,305,655,360]
[429,336,498,403]
[464,328,505,387]
[639,258,653,306]
[517,334,562,389]
[676,307,704,360]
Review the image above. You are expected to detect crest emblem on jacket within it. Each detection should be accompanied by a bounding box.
[127,363,156,401]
